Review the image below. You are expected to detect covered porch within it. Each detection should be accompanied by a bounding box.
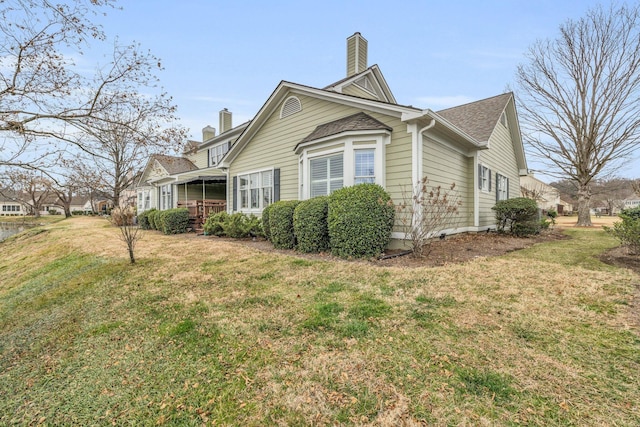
[174,175,227,230]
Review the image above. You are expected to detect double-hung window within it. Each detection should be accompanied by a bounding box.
[496,173,509,201]
[310,154,344,197]
[209,142,229,166]
[478,165,491,192]
[160,185,172,210]
[238,169,273,212]
[354,149,375,184]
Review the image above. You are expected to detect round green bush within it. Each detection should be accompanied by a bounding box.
[262,204,273,241]
[158,208,190,234]
[492,197,539,234]
[328,184,395,258]
[138,208,156,230]
[147,209,159,230]
[293,196,329,253]
[268,200,300,249]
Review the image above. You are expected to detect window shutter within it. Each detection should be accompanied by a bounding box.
[274,168,280,202]
[496,174,500,203]
[488,170,492,191]
[232,176,238,211]
[478,165,482,189]
[506,178,510,199]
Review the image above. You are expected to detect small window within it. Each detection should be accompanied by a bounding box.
[280,96,302,118]
[496,173,509,201]
[478,165,491,192]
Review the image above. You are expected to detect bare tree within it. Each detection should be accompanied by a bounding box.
[71,100,185,207]
[517,4,640,226]
[0,0,181,171]
[632,180,640,198]
[109,205,141,264]
[5,169,52,217]
[396,177,462,258]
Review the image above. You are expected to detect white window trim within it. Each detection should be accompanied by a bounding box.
[496,172,509,201]
[479,164,491,193]
[208,141,229,167]
[236,167,274,214]
[297,131,390,200]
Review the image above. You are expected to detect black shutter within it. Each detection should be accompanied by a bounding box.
[207,149,210,167]
[478,165,482,189]
[232,176,237,211]
[488,169,492,191]
[274,168,280,202]
[506,177,510,199]
[496,173,500,203]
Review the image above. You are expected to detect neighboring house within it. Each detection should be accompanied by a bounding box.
[0,191,27,216]
[520,174,562,212]
[137,32,529,243]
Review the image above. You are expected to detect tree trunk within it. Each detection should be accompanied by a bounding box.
[576,184,593,226]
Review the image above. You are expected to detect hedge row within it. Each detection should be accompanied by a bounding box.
[267,184,395,258]
[142,208,190,234]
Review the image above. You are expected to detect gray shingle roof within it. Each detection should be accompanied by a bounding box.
[437,93,512,142]
[299,112,392,145]
[152,154,198,175]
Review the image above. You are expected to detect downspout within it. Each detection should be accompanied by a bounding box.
[412,118,436,231]
[417,119,436,182]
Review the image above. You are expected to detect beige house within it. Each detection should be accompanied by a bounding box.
[520,174,561,212]
[138,33,528,241]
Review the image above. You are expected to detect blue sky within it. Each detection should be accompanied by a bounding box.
[91,0,639,180]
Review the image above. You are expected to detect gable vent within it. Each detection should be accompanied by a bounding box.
[280,96,302,118]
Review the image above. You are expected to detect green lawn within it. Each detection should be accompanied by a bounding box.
[0,217,638,425]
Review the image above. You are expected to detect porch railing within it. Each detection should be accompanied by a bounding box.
[177,199,226,230]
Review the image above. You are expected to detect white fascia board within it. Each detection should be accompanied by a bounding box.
[223,81,419,167]
[402,109,484,148]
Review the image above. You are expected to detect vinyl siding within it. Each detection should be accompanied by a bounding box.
[228,93,412,215]
[477,119,520,227]
[423,135,474,229]
[341,84,378,101]
[187,149,209,169]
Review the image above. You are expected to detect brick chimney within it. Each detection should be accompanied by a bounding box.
[219,108,232,134]
[346,32,367,77]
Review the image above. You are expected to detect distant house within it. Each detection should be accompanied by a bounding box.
[137,33,529,243]
[0,191,27,216]
[519,174,568,213]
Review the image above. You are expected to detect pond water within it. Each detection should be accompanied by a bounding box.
[0,222,35,242]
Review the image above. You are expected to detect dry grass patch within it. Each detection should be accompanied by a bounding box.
[0,216,638,425]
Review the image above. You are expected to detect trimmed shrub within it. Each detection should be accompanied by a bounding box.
[294,196,329,253]
[328,184,395,258]
[223,213,262,238]
[492,197,539,235]
[262,204,273,241]
[605,207,640,254]
[138,208,156,230]
[147,209,159,230]
[158,208,190,234]
[269,200,300,249]
[203,211,228,236]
